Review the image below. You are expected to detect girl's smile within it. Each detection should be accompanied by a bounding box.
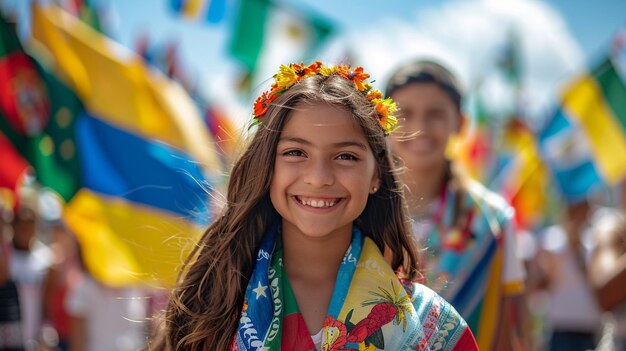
[293,195,342,209]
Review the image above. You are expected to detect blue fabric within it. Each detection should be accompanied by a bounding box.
[539,107,605,203]
[76,112,211,224]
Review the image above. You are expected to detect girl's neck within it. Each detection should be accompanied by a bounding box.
[281,225,352,335]
[281,226,352,283]
[401,160,449,216]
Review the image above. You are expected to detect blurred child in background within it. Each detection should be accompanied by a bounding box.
[385,59,528,351]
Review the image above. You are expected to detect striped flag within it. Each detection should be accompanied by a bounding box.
[0,13,83,203]
[30,3,222,287]
[169,0,227,23]
[229,0,333,90]
[203,104,238,166]
[454,97,495,183]
[539,57,626,203]
[0,132,29,198]
[494,118,552,229]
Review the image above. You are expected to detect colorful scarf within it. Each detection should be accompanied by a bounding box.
[231,225,477,351]
[414,174,525,350]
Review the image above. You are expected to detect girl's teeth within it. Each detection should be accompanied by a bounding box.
[299,198,336,207]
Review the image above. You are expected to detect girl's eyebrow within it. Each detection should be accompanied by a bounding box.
[279,136,367,150]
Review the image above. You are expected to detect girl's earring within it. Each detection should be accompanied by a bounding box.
[371,186,378,194]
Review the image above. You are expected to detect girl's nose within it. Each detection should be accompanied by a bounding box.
[303,159,334,187]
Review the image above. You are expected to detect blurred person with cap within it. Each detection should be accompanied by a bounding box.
[384,59,528,351]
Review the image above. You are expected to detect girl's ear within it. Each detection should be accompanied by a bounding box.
[370,171,381,194]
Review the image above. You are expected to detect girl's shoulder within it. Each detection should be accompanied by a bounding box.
[402,281,478,350]
[404,280,463,322]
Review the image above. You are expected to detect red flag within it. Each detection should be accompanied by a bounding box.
[0,131,29,193]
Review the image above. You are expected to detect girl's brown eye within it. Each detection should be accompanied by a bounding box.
[283,149,304,157]
[337,153,358,161]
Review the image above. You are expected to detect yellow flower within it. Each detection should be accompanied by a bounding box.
[367,89,383,100]
[274,64,299,89]
[320,65,338,76]
[380,113,398,134]
[254,61,400,135]
[374,98,399,134]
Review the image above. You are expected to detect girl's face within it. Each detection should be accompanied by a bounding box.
[270,101,380,241]
[389,83,461,172]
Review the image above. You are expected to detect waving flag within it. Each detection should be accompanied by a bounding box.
[229,0,334,92]
[0,132,29,197]
[29,3,222,287]
[539,57,626,203]
[169,0,227,23]
[493,119,552,229]
[0,13,83,202]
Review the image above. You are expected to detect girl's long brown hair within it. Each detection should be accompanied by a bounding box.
[153,73,420,350]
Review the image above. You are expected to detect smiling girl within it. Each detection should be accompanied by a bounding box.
[153,62,478,351]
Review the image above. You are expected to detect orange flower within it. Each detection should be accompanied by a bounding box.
[374,98,397,119]
[253,89,278,118]
[335,66,370,90]
[367,89,383,101]
[335,65,351,80]
[302,61,322,76]
[252,61,398,135]
[373,99,398,134]
[350,67,370,91]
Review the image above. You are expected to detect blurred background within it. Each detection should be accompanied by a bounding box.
[0,0,625,350]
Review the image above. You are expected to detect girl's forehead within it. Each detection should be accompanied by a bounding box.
[281,104,366,141]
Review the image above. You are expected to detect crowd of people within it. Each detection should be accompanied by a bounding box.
[1,58,625,351]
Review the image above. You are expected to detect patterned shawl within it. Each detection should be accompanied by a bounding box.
[231,225,477,351]
[415,175,525,350]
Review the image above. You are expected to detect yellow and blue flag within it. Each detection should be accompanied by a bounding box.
[30,3,222,287]
[539,57,626,203]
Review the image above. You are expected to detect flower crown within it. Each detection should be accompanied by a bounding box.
[253,61,398,135]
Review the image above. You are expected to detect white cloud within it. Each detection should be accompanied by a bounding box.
[202,0,585,130]
[339,0,585,123]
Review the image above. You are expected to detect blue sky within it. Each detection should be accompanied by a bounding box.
[108,0,624,69]
[2,0,625,124]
